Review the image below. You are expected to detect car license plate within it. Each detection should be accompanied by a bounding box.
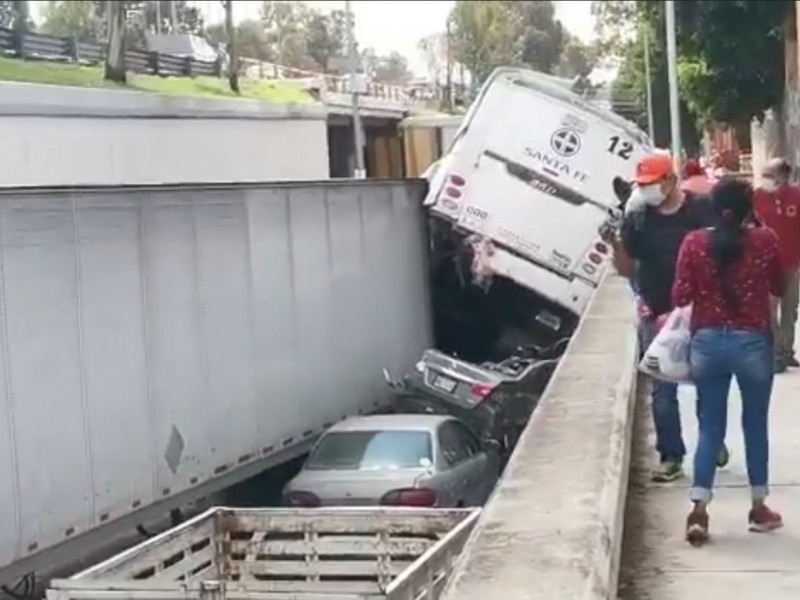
[432,375,457,393]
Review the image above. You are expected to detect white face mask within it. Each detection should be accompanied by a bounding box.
[637,184,665,207]
[624,188,645,214]
[762,178,778,193]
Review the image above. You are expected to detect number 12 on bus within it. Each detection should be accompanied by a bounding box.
[608,135,634,160]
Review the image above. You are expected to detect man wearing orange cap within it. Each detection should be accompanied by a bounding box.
[616,152,729,482]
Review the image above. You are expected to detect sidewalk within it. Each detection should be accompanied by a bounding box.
[620,364,800,598]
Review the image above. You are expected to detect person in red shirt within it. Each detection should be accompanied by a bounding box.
[680,158,715,195]
[672,178,784,545]
[753,157,800,371]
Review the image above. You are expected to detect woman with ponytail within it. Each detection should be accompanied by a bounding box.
[672,178,785,546]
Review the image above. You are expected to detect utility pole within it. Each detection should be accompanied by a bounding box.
[170,0,178,33]
[345,0,366,179]
[642,23,655,141]
[224,0,239,94]
[155,0,161,34]
[444,21,453,113]
[665,0,682,171]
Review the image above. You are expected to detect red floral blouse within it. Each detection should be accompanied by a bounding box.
[672,226,784,333]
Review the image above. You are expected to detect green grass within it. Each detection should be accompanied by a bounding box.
[0,56,316,103]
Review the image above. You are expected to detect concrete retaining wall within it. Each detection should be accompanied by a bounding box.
[441,275,639,600]
[0,82,331,187]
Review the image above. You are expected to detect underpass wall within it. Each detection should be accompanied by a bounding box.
[0,82,331,187]
[441,274,639,600]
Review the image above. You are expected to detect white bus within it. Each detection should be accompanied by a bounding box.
[425,67,652,333]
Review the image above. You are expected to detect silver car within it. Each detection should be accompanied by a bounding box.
[282,414,501,508]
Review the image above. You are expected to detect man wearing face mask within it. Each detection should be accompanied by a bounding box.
[754,158,800,372]
[618,152,729,482]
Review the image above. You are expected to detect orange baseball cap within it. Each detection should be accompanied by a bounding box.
[635,153,675,185]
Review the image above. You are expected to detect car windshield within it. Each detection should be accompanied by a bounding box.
[305,430,433,471]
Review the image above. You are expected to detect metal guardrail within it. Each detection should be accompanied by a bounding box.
[0,27,221,78]
[238,57,411,103]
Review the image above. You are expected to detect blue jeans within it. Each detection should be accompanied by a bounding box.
[690,328,773,502]
[640,318,687,461]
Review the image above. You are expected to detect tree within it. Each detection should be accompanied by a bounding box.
[595,0,792,129]
[223,0,239,93]
[449,1,517,85]
[557,35,597,79]
[370,51,413,85]
[511,0,566,73]
[207,3,350,73]
[610,22,701,153]
[675,1,791,127]
[92,1,147,48]
[85,1,202,48]
[104,0,127,83]
[0,2,10,28]
[41,0,101,42]
[419,32,448,83]
[205,21,225,45]
[207,19,273,62]
[206,3,349,72]
[145,0,203,35]
[260,0,314,70]
[596,0,701,152]
[591,0,640,56]
[449,0,567,86]
[305,9,347,71]
[1,0,33,41]
[1,0,33,57]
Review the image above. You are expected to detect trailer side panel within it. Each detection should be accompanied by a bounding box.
[0,180,432,581]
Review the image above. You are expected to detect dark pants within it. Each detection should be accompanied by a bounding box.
[640,318,687,461]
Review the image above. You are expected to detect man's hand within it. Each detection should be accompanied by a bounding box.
[598,220,617,244]
[598,208,622,244]
[634,296,650,318]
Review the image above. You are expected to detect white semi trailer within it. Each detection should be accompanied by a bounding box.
[0,180,433,586]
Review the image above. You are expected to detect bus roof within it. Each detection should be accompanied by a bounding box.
[480,67,651,148]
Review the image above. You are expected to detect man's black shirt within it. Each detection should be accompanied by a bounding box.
[621,193,714,317]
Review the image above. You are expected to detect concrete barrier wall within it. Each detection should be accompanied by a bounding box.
[441,275,639,600]
[0,82,331,187]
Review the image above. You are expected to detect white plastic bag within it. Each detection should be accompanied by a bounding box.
[638,305,692,383]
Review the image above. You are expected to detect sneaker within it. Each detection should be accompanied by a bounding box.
[716,443,730,468]
[652,458,684,483]
[775,358,788,374]
[787,355,800,367]
[748,505,783,533]
[686,510,710,546]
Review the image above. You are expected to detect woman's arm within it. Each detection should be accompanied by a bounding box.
[671,233,697,307]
